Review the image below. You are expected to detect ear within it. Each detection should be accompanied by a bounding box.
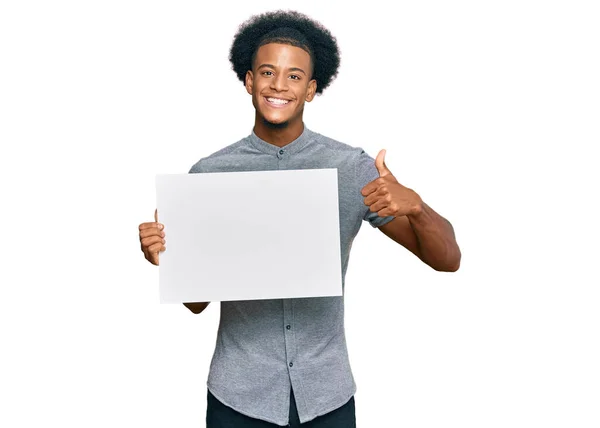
[305,79,317,102]
[245,70,254,95]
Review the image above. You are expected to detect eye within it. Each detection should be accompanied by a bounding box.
[262,71,274,76]
[289,75,301,80]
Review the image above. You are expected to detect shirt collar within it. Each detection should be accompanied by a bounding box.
[248,125,313,156]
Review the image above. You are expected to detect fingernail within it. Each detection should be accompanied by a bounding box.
[158,224,164,230]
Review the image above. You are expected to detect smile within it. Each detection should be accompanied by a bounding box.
[265,97,291,107]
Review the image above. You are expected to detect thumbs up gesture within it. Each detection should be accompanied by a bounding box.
[361,150,423,218]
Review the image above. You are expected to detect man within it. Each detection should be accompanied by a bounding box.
[139,10,461,427]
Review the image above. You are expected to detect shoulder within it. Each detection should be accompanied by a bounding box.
[188,135,251,173]
[306,129,366,160]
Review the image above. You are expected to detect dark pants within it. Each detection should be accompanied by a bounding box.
[206,387,356,427]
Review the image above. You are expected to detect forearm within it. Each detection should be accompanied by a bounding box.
[183,302,211,314]
[407,202,461,272]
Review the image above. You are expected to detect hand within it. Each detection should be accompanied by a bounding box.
[138,209,166,266]
[361,149,423,218]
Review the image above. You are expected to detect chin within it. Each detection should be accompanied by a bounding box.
[262,117,289,129]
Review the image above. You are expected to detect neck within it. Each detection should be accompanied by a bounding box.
[253,116,304,148]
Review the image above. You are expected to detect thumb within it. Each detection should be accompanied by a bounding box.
[375,149,390,177]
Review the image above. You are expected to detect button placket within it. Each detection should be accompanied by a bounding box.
[283,300,296,372]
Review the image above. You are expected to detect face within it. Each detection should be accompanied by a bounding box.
[245,43,317,128]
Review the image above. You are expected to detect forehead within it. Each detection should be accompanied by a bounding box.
[253,43,312,69]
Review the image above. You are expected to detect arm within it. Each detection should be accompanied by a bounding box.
[361,149,461,272]
[378,203,461,272]
[183,302,211,314]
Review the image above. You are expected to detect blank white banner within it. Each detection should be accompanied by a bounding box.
[156,168,342,303]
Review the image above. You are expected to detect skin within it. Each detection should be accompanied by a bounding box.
[138,42,461,314]
[362,150,461,272]
[139,209,164,266]
[138,210,208,314]
[245,43,317,147]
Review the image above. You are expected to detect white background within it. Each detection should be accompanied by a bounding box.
[1,1,598,427]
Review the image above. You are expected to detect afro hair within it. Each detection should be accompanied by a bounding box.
[229,10,340,95]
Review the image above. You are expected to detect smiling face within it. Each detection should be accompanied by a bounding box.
[245,43,317,137]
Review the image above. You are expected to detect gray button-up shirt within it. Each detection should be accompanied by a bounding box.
[189,126,394,426]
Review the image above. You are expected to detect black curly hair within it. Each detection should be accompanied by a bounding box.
[229,10,340,95]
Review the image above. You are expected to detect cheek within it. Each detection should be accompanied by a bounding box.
[301,85,312,101]
[251,88,261,105]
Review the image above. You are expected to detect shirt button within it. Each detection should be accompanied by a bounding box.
[289,362,293,367]
[286,325,291,330]
[279,149,284,155]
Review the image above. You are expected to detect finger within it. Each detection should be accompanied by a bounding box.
[154,209,165,230]
[139,222,159,231]
[363,187,388,206]
[141,235,165,250]
[139,227,165,239]
[148,241,165,253]
[361,177,385,196]
[375,149,391,177]
[147,241,166,257]
[369,198,390,213]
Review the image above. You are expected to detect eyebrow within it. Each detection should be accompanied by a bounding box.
[257,64,307,76]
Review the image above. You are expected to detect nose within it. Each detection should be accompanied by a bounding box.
[270,74,288,92]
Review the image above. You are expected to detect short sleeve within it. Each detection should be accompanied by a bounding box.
[188,159,204,174]
[355,149,395,228]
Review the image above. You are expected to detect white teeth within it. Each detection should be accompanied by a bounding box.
[267,97,289,105]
